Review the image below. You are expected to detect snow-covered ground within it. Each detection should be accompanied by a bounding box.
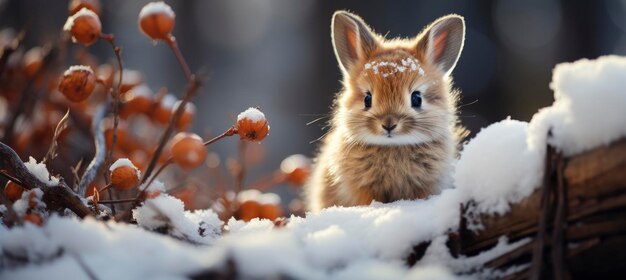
[2,56,625,279]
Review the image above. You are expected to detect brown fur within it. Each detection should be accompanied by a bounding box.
[306,12,466,212]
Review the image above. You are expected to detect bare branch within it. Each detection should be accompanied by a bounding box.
[43,109,71,165]
[0,141,93,217]
[78,104,108,197]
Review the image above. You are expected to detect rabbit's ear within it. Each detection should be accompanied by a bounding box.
[416,15,465,76]
[332,11,379,74]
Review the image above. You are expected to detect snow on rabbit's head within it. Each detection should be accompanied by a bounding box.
[331,11,465,146]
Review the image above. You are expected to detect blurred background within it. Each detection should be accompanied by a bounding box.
[1,0,625,208]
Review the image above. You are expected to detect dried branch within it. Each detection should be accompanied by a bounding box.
[140,76,203,183]
[100,34,124,185]
[166,35,192,82]
[143,126,237,192]
[0,142,93,217]
[77,104,108,197]
[43,110,71,165]
[235,140,247,194]
[70,158,84,188]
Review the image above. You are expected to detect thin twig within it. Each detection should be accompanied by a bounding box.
[140,76,202,183]
[203,127,237,146]
[143,158,173,192]
[77,104,108,197]
[0,170,25,186]
[97,183,112,194]
[100,34,123,187]
[99,198,137,204]
[166,36,192,82]
[235,141,247,194]
[142,127,237,197]
[43,110,71,165]
[73,254,98,280]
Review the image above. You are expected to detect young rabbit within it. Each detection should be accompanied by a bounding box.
[306,11,467,212]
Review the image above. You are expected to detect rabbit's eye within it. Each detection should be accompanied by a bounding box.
[364,92,372,109]
[411,91,422,108]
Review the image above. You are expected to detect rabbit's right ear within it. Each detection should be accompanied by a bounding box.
[332,11,379,75]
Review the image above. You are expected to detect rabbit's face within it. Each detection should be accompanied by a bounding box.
[330,12,464,146]
[337,50,453,146]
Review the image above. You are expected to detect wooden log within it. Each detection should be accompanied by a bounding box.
[460,139,626,256]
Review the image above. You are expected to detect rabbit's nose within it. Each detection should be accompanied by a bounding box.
[382,123,397,132]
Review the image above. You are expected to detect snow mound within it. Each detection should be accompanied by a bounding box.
[132,194,223,244]
[454,118,543,215]
[529,55,626,156]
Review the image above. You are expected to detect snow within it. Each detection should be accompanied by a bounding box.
[109,158,139,175]
[24,156,59,186]
[237,107,266,122]
[364,57,425,78]
[420,235,530,276]
[0,216,220,280]
[64,65,94,76]
[139,2,176,19]
[1,192,521,279]
[4,55,626,279]
[454,118,543,215]
[160,94,177,108]
[63,8,99,31]
[236,189,281,205]
[528,55,626,156]
[23,47,42,66]
[280,154,310,173]
[132,194,223,244]
[128,84,152,98]
[12,189,45,216]
[143,179,166,193]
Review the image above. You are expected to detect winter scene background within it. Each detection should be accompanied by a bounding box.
[1,1,626,279]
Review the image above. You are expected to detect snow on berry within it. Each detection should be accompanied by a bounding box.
[58,65,96,102]
[109,158,139,174]
[237,107,269,141]
[63,7,101,46]
[138,2,176,41]
[138,1,175,19]
[109,158,141,190]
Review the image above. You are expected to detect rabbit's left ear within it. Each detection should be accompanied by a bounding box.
[332,11,379,75]
[416,15,465,76]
